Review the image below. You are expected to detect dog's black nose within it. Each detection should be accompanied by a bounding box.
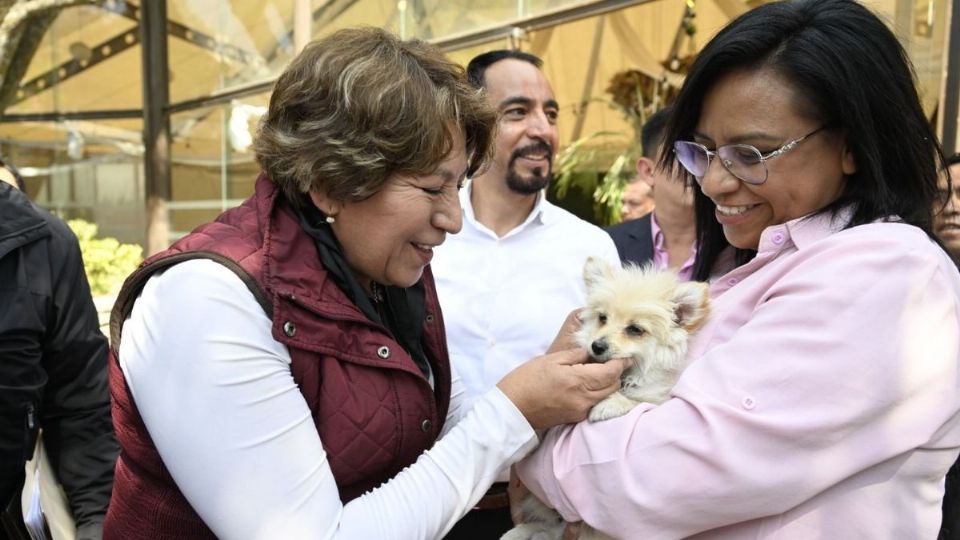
[591,339,608,356]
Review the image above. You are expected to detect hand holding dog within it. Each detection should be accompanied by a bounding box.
[497,348,631,430]
[546,309,583,354]
[562,521,584,540]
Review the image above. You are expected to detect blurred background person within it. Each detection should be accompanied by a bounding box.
[0,157,116,540]
[0,159,24,190]
[619,175,656,221]
[935,153,960,266]
[104,28,628,540]
[606,106,697,277]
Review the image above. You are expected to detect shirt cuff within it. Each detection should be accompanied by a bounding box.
[482,387,539,461]
[515,425,581,521]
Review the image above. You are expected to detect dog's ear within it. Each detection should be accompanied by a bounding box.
[582,257,615,291]
[671,281,710,331]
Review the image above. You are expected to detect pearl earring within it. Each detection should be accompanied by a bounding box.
[325,215,335,224]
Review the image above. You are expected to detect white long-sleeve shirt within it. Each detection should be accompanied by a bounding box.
[432,183,621,407]
[118,259,537,539]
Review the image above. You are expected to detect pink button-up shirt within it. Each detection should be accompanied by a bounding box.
[651,213,696,281]
[518,211,960,538]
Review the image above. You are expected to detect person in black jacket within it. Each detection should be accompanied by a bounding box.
[936,153,960,540]
[606,106,697,278]
[0,161,117,540]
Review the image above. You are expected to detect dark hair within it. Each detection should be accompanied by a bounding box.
[0,157,25,191]
[641,106,673,159]
[948,154,960,168]
[254,27,495,204]
[659,0,945,281]
[466,50,543,89]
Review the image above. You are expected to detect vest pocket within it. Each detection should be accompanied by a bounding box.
[22,402,38,462]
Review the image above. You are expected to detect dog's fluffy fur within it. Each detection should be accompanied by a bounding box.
[502,258,710,540]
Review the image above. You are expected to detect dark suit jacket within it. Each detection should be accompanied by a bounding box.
[605,213,654,266]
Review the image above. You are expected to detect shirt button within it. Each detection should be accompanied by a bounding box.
[741,396,757,410]
[420,419,433,432]
[282,321,296,337]
[772,232,785,245]
[377,346,391,359]
[425,313,435,323]
[727,277,739,286]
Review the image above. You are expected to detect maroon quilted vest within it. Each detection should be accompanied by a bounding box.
[103,175,452,539]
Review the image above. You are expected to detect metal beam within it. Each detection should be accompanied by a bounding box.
[12,0,262,110]
[430,0,652,52]
[99,0,259,65]
[166,78,273,115]
[0,108,141,122]
[18,0,653,121]
[140,0,171,255]
[12,28,139,105]
[294,0,311,54]
[311,0,361,26]
[264,0,360,65]
[942,0,959,154]
[570,16,605,142]
[163,1,360,117]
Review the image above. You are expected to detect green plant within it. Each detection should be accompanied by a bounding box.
[67,219,143,296]
[554,69,676,224]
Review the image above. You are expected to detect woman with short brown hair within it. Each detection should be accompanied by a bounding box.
[104,27,628,539]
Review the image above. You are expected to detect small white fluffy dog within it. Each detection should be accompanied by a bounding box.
[502,257,710,540]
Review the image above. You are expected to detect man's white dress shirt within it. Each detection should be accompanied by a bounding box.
[432,182,620,409]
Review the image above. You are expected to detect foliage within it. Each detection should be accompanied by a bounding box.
[553,130,621,199]
[68,219,142,296]
[554,69,676,225]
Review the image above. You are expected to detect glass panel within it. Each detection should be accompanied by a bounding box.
[442,0,735,157]
[167,1,303,103]
[321,0,522,41]
[437,0,949,162]
[6,4,142,115]
[166,1,676,101]
[325,0,608,41]
[169,93,269,238]
[862,0,950,117]
[0,0,952,246]
[0,118,146,246]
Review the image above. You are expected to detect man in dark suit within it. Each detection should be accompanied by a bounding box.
[606,106,697,279]
[607,210,656,266]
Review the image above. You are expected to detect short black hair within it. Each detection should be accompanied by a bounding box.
[641,106,673,159]
[659,0,946,281]
[466,50,543,89]
[0,157,25,191]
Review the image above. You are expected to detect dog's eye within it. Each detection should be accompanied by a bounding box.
[625,324,645,336]
[598,313,607,325]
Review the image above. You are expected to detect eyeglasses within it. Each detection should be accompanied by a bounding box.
[673,126,827,185]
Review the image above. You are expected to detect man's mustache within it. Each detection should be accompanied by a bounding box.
[509,141,554,164]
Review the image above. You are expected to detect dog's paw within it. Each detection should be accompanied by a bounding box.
[588,392,638,422]
[501,523,564,540]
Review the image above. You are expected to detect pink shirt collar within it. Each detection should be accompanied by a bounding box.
[650,212,697,281]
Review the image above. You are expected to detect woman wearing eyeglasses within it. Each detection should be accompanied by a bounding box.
[515,0,960,537]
